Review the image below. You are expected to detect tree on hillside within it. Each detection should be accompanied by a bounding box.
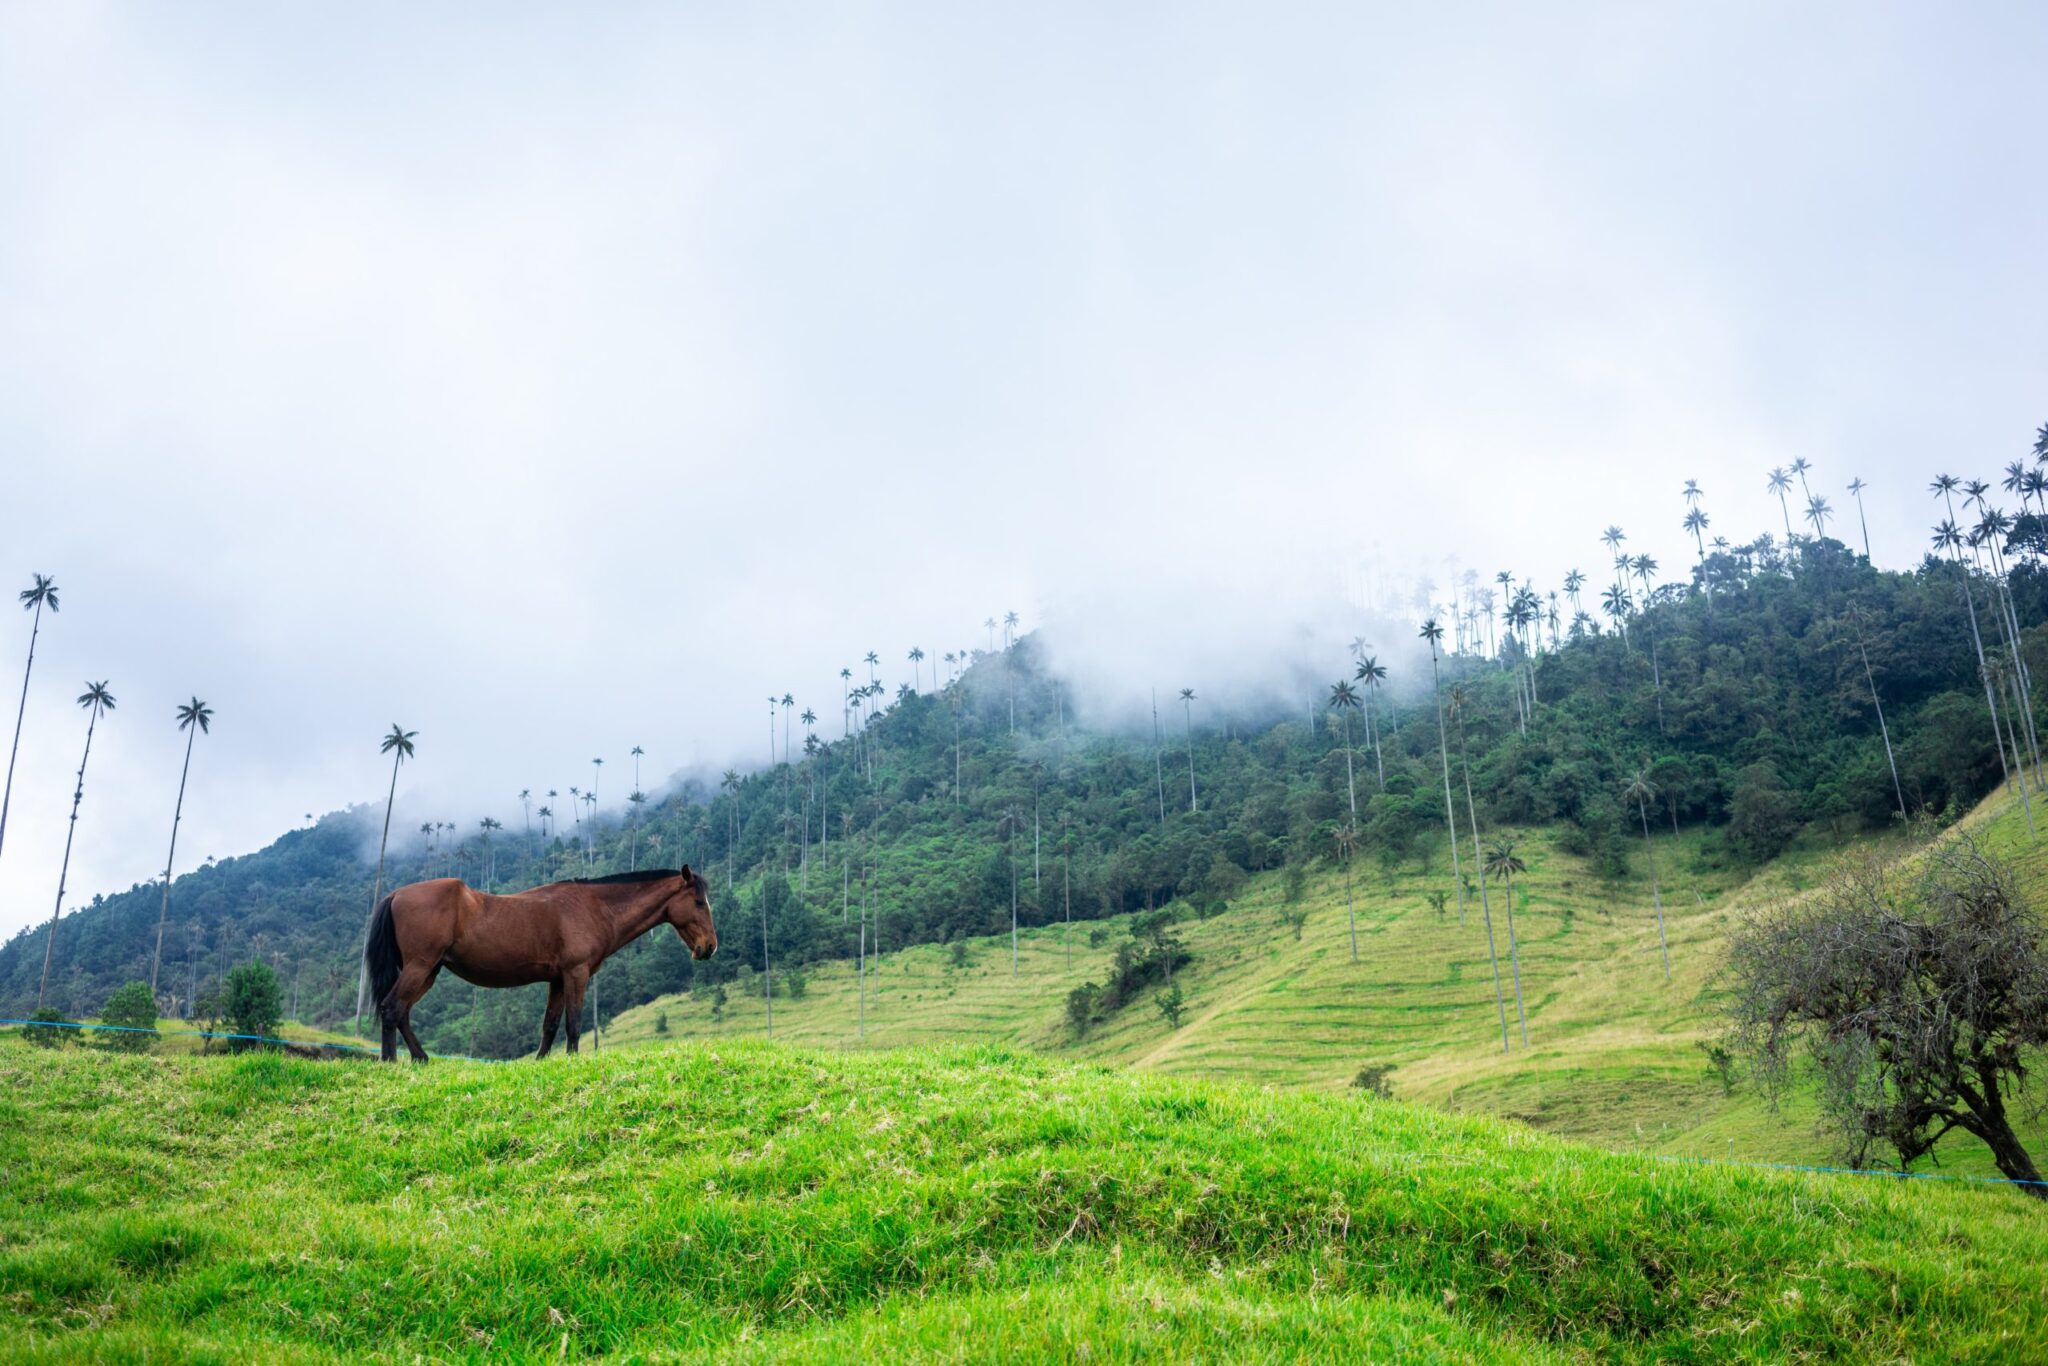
[1932,511,2017,797]
[1333,820,1359,963]
[0,573,57,875]
[150,696,213,997]
[1328,680,1361,819]
[224,960,283,1049]
[1451,684,1519,1049]
[99,979,158,1051]
[1622,767,1671,981]
[1768,467,1796,542]
[1418,619,1466,926]
[1483,839,1529,1031]
[37,680,114,1010]
[1729,843,2048,1196]
[355,723,416,1034]
[1179,687,1198,812]
[908,646,924,692]
[1354,656,1389,790]
[1848,477,1872,557]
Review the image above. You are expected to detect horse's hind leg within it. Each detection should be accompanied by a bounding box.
[537,980,566,1058]
[381,962,439,1063]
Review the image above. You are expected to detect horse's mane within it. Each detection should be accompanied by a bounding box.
[568,869,683,886]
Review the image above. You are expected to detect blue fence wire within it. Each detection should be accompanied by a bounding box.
[0,1015,497,1063]
[7,1016,2044,1193]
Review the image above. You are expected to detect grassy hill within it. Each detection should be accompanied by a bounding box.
[7,1037,2048,1362]
[600,792,2047,1181]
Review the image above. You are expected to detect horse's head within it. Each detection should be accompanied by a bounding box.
[664,865,718,960]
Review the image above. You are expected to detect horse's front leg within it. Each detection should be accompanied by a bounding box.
[536,979,566,1058]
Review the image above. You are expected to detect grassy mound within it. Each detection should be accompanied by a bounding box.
[5,1040,2046,1362]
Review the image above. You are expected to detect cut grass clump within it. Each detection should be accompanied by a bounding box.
[5,1041,2048,1361]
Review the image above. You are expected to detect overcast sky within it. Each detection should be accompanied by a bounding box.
[1,2,2043,939]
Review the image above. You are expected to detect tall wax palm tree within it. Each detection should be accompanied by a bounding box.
[1621,767,1670,981]
[1844,607,1907,822]
[0,574,58,871]
[1598,527,1626,597]
[1848,478,1872,558]
[150,697,213,996]
[1805,495,1833,540]
[1563,569,1585,617]
[536,805,552,839]
[1790,456,1814,506]
[1683,507,1710,585]
[721,768,740,888]
[1419,619,1466,925]
[908,647,924,691]
[864,651,880,687]
[1600,584,1632,647]
[630,745,644,792]
[1179,687,1198,811]
[984,617,997,652]
[356,724,416,1033]
[1483,838,1531,1040]
[37,680,114,1009]
[839,667,853,735]
[626,791,646,869]
[1768,467,1795,542]
[1355,656,1389,789]
[478,817,502,888]
[1328,680,1361,819]
[780,695,794,763]
[591,756,603,806]
[1931,517,2010,783]
[1003,611,1019,646]
[1450,684,1521,1048]
[1681,478,1702,507]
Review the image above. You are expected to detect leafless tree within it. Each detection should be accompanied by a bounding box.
[1727,840,2048,1196]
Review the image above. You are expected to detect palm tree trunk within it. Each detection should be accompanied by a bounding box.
[354,749,404,1036]
[37,703,102,1010]
[1342,713,1356,820]
[1947,545,2010,784]
[1343,840,1358,963]
[1184,704,1197,813]
[1428,652,1466,926]
[151,723,199,995]
[1857,633,1907,822]
[1637,796,1671,982]
[0,596,46,868]
[761,890,773,1040]
[1369,682,1386,789]
[1458,721,1521,1048]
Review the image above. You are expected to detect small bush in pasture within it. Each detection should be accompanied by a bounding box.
[1156,984,1185,1030]
[1281,862,1308,905]
[98,981,158,1052]
[653,1011,669,1036]
[783,968,807,1000]
[948,941,970,969]
[1065,983,1100,1037]
[1280,904,1310,940]
[1350,1064,1396,1099]
[709,985,729,1021]
[222,962,282,1049]
[1696,1041,1736,1096]
[25,1006,67,1048]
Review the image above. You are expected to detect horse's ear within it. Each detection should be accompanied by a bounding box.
[678,863,692,879]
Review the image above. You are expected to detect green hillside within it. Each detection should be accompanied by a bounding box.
[599,792,2048,1182]
[7,1038,2048,1362]
[8,531,2038,1076]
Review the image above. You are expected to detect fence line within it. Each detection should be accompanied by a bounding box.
[8,1016,2044,1193]
[0,1015,497,1063]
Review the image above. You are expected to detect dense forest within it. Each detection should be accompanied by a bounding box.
[7,497,2048,1057]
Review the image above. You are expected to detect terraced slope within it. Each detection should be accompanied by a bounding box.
[605,795,2046,1178]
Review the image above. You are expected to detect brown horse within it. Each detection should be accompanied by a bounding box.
[362,866,716,1062]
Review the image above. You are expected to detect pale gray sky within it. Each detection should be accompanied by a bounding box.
[2,2,2043,936]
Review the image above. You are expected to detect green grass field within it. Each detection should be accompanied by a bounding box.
[8,1038,2048,1362]
[602,792,2046,1181]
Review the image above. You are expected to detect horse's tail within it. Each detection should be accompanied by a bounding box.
[364,894,401,1011]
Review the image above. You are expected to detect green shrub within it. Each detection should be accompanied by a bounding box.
[222,962,282,1048]
[98,981,158,1052]
[24,1006,67,1048]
